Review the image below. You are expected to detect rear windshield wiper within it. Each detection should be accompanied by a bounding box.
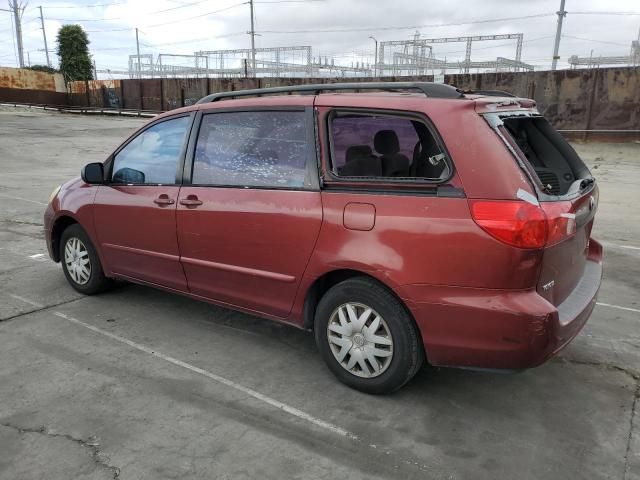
[580,178,595,190]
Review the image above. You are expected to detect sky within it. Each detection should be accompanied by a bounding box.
[1,0,639,77]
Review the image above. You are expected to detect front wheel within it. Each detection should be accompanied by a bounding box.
[60,224,113,295]
[314,277,424,394]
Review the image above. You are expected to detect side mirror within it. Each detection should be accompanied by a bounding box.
[81,162,105,184]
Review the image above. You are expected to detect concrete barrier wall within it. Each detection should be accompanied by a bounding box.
[58,67,640,134]
[0,67,66,104]
[0,67,65,92]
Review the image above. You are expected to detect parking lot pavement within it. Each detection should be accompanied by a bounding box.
[0,108,638,480]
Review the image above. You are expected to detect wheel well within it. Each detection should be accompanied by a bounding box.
[50,216,77,262]
[303,269,409,330]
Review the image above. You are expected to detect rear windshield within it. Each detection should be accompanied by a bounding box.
[500,116,591,196]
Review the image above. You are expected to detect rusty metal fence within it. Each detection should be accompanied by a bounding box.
[1,67,638,139]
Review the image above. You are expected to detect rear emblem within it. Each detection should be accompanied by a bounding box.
[589,196,595,211]
[542,280,555,292]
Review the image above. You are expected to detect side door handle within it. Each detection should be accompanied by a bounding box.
[179,195,203,207]
[153,194,175,206]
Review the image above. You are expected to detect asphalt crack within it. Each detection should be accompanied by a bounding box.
[0,422,120,479]
[1,296,85,323]
[624,381,640,480]
[553,357,640,480]
[553,356,640,381]
[1,219,44,227]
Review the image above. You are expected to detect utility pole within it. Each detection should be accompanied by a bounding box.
[13,0,24,68]
[2,1,26,68]
[369,36,378,77]
[248,0,256,77]
[551,0,567,71]
[38,6,51,67]
[135,27,141,79]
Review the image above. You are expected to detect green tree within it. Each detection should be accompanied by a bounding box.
[56,25,93,83]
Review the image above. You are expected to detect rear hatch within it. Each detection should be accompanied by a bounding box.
[484,110,598,307]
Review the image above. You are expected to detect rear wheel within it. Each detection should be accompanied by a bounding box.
[60,224,113,295]
[314,277,424,394]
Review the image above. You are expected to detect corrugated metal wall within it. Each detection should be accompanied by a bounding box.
[2,66,635,134]
[63,67,639,132]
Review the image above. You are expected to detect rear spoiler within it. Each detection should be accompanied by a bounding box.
[464,89,516,98]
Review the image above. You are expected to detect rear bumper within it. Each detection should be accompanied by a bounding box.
[398,239,603,370]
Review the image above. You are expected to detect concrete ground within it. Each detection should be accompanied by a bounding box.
[0,106,638,480]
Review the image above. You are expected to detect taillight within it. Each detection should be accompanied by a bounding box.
[470,200,576,249]
[540,201,576,246]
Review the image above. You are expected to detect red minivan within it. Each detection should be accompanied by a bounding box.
[44,82,602,393]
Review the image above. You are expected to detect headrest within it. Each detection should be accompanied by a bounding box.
[345,145,373,163]
[374,130,400,155]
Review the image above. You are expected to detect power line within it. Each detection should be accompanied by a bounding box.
[562,35,630,47]
[86,26,136,33]
[32,1,127,8]
[34,0,320,10]
[81,1,247,33]
[254,0,326,3]
[45,1,247,22]
[569,11,640,15]
[255,13,554,34]
[90,31,246,52]
[113,31,246,49]
[144,0,222,14]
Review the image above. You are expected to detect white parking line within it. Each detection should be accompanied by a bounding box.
[596,302,640,314]
[602,241,640,252]
[0,193,47,206]
[8,293,356,438]
[51,310,357,440]
[9,294,636,440]
[9,294,44,308]
[29,253,45,259]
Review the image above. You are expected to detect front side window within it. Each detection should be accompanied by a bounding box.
[193,111,310,188]
[329,112,449,180]
[112,116,190,184]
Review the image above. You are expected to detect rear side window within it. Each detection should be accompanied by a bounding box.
[193,111,310,188]
[329,112,450,180]
[112,116,190,184]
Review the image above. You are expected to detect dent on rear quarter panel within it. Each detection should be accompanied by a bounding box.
[428,103,534,200]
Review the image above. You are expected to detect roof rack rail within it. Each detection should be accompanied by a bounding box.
[196,81,465,104]
[465,89,516,98]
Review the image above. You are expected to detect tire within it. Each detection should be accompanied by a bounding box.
[60,224,113,295]
[314,277,424,394]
